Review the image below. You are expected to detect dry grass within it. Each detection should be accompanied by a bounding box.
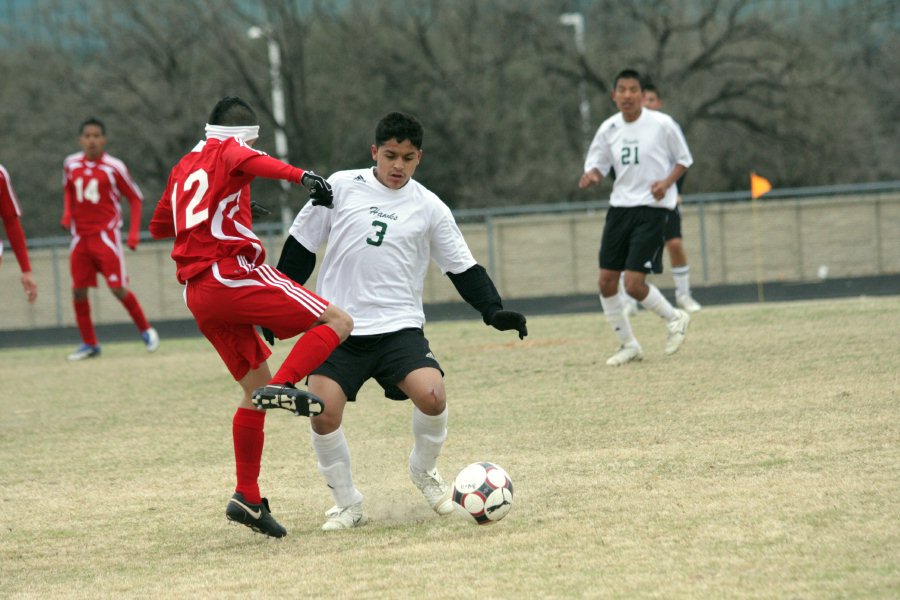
[1,297,899,599]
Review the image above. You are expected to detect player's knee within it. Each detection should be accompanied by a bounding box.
[324,306,353,341]
[311,410,343,435]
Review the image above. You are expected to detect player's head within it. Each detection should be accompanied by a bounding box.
[371,112,423,190]
[611,69,644,122]
[642,82,663,110]
[208,96,258,127]
[78,117,107,160]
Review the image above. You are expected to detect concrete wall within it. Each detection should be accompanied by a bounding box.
[2,193,898,331]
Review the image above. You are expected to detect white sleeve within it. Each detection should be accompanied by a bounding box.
[429,206,476,275]
[665,120,694,169]
[289,193,332,252]
[583,126,613,176]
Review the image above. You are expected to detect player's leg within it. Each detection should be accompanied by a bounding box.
[667,237,702,313]
[67,237,101,360]
[617,272,639,316]
[223,361,288,538]
[397,367,454,516]
[598,209,643,365]
[99,230,159,351]
[308,373,367,530]
[627,209,690,355]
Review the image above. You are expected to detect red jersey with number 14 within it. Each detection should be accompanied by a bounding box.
[62,152,143,236]
[150,137,303,283]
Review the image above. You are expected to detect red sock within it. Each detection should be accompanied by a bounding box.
[271,325,341,386]
[73,298,97,346]
[233,408,266,504]
[118,291,151,332]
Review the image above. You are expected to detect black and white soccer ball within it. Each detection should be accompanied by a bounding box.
[451,462,514,525]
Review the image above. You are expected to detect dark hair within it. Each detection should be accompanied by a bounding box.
[642,81,660,97]
[375,112,424,149]
[613,69,643,90]
[208,96,257,126]
[79,117,105,135]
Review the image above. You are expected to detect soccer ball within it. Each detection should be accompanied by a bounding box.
[451,462,514,525]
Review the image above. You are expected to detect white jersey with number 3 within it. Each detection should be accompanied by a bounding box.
[289,168,476,335]
[584,108,693,210]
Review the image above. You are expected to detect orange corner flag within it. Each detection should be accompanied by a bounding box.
[750,172,772,199]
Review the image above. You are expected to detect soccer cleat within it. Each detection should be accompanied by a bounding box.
[605,343,644,366]
[676,294,702,313]
[321,502,368,531]
[225,492,287,538]
[140,327,160,352]
[409,466,454,516]
[665,309,691,355]
[67,343,101,361]
[251,384,324,417]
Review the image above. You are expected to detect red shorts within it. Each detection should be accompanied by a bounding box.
[185,261,329,381]
[69,230,129,289]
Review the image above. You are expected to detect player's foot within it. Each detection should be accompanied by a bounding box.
[225,492,286,538]
[67,343,101,361]
[140,327,160,352]
[623,297,639,317]
[665,309,691,355]
[251,384,324,417]
[321,502,368,531]
[676,293,702,313]
[409,465,454,516]
[605,342,644,366]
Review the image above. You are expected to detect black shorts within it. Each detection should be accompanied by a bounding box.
[664,206,682,241]
[598,206,668,273]
[309,328,443,402]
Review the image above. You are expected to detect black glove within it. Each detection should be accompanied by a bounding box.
[489,310,528,340]
[301,171,333,208]
[250,201,271,218]
[261,326,275,346]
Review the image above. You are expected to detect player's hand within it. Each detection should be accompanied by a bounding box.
[579,169,602,189]
[21,272,38,303]
[127,234,139,251]
[301,171,333,208]
[250,201,271,218]
[261,326,275,346]
[489,310,528,340]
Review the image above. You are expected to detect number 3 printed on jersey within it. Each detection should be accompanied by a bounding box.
[172,169,210,232]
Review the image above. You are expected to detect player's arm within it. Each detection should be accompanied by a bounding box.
[275,234,316,286]
[61,178,73,231]
[447,265,528,340]
[149,177,176,240]
[114,169,144,250]
[580,128,612,189]
[237,154,333,208]
[0,213,37,303]
[651,163,688,201]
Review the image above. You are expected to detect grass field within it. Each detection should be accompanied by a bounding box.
[2,297,899,599]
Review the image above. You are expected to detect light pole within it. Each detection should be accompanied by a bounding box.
[559,12,592,153]
[247,25,293,232]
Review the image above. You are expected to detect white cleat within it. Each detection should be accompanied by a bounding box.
[606,342,644,366]
[67,343,101,361]
[676,294,702,313]
[409,466,454,516]
[322,502,368,531]
[141,327,160,352]
[665,309,691,355]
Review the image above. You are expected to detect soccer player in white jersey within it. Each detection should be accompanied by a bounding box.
[263,111,528,530]
[579,69,693,366]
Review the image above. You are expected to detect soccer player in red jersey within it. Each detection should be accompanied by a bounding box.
[150,96,353,538]
[62,118,158,360]
[0,164,38,303]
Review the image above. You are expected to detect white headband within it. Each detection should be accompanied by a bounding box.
[204,123,260,142]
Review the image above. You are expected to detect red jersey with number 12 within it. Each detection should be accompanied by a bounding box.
[150,137,302,283]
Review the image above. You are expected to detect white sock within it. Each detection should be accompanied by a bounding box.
[600,293,638,346]
[310,426,364,507]
[672,266,691,297]
[409,406,448,474]
[617,273,635,304]
[639,284,677,321]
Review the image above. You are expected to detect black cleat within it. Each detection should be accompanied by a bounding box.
[225,492,287,538]
[251,384,324,417]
